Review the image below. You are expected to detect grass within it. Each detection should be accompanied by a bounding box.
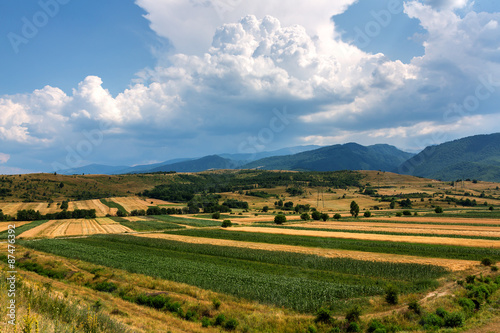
[20,234,446,313]
[109,216,185,231]
[150,215,222,227]
[163,229,500,261]
[425,210,500,219]
[193,213,249,219]
[100,199,127,214]
[256,225,500,241]
[0,220,48,239]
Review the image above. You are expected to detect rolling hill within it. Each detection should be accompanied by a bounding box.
[397,133,500,182]
[242,143,414,171]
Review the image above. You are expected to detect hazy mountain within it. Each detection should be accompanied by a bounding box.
[242,143,414,171]
[117,158,194,174]
[397,133,500,182]
[148,155,239,173]
[58,164,129,175]
[219,145,321,162]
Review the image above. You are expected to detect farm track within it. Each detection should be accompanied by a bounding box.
[233,227,500,248]
[136,233,476,271]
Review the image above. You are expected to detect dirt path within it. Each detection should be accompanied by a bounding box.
[136,233,477,271]
[233,227,500,248]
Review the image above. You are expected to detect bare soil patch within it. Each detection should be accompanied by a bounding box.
[136,233,476,271]
[234,227,500,248]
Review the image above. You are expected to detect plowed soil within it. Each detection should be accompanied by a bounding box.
[136,233,476,271]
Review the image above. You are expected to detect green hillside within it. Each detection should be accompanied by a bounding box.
[242,143,413,171]
[397,133,500,181]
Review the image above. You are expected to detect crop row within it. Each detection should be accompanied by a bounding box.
[110,217,185,231]
[150,215,222,227]
[163,229,500,261]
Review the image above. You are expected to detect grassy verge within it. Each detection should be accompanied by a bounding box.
[163,229,500,261]
[0,220,48,239]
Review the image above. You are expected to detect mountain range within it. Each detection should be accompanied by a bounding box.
[59,133,500,182]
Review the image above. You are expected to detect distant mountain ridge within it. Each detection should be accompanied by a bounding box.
[397,133,500,182]
[242,143,414,172]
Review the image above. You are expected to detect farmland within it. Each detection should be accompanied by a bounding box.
[1,170,500,332]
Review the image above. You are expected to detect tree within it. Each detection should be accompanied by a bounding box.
[262,205,269,212]
[274,214,286,224]
[212,212,221,219]
[435,206,443,214]
[363,211,371,218]
[311,210,321,220]
[385,285,399,305]
[389,199,396,209]
[300,213,310,221]
[60,200,69,210]
[320,213,329,221]
[221,220,232,228]
[333,213,341,220]
[490,206,494,211]
[350,201,359,217]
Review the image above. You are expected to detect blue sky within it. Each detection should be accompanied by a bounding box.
[0,0,499,174]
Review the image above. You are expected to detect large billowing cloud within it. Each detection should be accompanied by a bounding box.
[0,1,499,172]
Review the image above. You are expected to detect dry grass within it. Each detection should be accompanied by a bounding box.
[18,219,133,238]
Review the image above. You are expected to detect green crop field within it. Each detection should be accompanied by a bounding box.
[110,217,185,231]
[21,234,447,313]
[150,215,223,227]
[163,229,500,261]
[0,220,48,239]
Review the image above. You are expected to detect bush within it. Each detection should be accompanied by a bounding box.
[491,265,498,272]
[422,313,444,328]
[311,211,321,220]
[346,322,361,332]
[402,210,412,216]
[201,317,211,327]
[367,320,386,333]
[321,213,329,221]
[481,257,495,266]
[458,297,475,314]
[435,307,448,318]
[315,307,331,323]
[214,314,226,326]
[435,206,443,214]
[444,312,465,328]
[408,300,422,315]
[274,214,287,224]
[364,211,371,217]
[224,318,239,330]
[212,212,221,219]
[221,220,232,228]
[333,213,341,220]
[93,281,118,293]
[385,285,399,305]
[489,206,494,211]
[395,212,402,217]
[345,305,362,322]
[212,298,221,310]
[300,213,310,221]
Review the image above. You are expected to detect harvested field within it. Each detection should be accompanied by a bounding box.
[19,219,133,238]
[233,227,500,248]
[0,202,60,216]
[0,221,31,232]
[71,199,114,216]
[137,233,476,271]
[291,221,500,238]
[109,197,175,213]
[367,216,500,225]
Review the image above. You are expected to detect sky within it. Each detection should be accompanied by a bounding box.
[0,0,499,174]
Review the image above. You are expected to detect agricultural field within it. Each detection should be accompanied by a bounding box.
[1,170,500,332]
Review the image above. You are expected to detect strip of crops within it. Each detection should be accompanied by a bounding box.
[425,211,500,219]
[164,229,500,261]
[100,199,127,214]
[110,217,185,231]
[313,219,500,228]
[255,225,500,241]
[150,215,222,227]
[22,236,384,312]
[0,220,48,239]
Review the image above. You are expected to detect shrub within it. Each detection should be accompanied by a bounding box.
[333,213,341,220]
[214,314,226,326]
[385,285,399,305]
[408,300,422,315]
[201,317,211,327]
[274,214,287,224]
[311,211,321,220]
[458,297,475,314]
[93,281,118,293]
[345,305,362,322]
[320,213,329,221]
[367,320,386,333]
[444,312,465,328]
[395,212,402,217]
[435,307,448,318]
[491,265,498,272]
[402,210,412,216]
[364,211,371,218]
[212,212,221,219]
[481,257,495,266]
[221,220,232,228]
[300,213,310,221]
[212,298,221,310]
[315,307,331,323]
[346,322,361,332]
[422,313,444,328]
[435,206,443,214]
[224,318,239,330]
[489,206,494,211]
[465,275,475,284]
